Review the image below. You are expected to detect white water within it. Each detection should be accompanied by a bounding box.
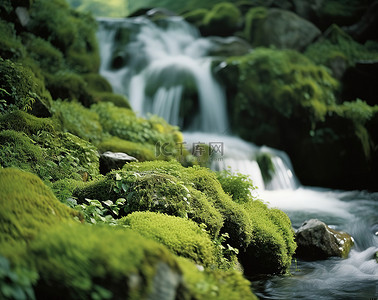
[97,14,378,299]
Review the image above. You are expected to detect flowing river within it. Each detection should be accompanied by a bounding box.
[97,14,378,299]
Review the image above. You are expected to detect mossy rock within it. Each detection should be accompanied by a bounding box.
[202,2,241,37]
[0,110,55,136]
[124,161,296,274]
[92,102,180,159]
[26,223,185,299]
[305,24,378,78]
[243,7,321,51]
[177,257,258,300]
[182,8,208,29]
[219,48,339,149]
[74,166,224,237]
[0,168,80,245]
[0,20,26,60]
[22,33,65,75]
[51,178,86,203]
[46,71,94,107]
[120,211,218,267]
[82,73,113,93]
[51,100,103,144]
[0,58,52,116]
[0,126,100,183]
[98,136,156,162]
[92,91,131,109]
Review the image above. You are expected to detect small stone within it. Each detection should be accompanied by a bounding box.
[99,151,137,175]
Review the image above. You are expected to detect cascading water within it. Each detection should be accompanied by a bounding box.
[97,15,297,190]
[97,14,378,299]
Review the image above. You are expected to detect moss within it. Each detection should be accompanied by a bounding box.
[216,170,255,204]
[182,8,208,28]
[22,33,65,75]
[27,223,181,299]
[202,2,241,36]
[240,200,296,275]
[0,168,79,245]
[177,257,258,300]
[98,136,156,161]
[121,211,217,267]
[222,48,339,148]
[0,58,52,115]
[51,100,103,143]
[82,73,112,93]
[0,110,55,136]
[243,6,268,46]
[0,126,100,183]
[46,71,93,107]
[255,152,275,183]
[0,20,26,60]
[305,24,378,72]
[74,166,224,237]
[92,102,180,158]
[51,178,86,203]
[92,92,131,108]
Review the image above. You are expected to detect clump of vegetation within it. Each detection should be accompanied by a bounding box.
[255,152,275,183]
[305,25,378,75]
[202,2,241,36]
[52,100,103,144]
[0,168,80,245]
[121,211,218,267]
[216,169,255,204]
[75,160,296,275]
[98,136,156,161]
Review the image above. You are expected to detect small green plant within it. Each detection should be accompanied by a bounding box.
[0,255,37,300]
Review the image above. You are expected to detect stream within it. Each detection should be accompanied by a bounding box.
[97,14,378,299]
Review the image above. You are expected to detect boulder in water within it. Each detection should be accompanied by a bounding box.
[99,151,137,175]
[295,219,354,260]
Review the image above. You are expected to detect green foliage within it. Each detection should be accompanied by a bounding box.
[202,2,241,36]
[51,178,85,203]
[52,100,103,143]
[0,121,100,183]
[74,165,224,237]
[27,223,179,299]
[183,8,208,28]
[0,168,80,244]
[82,73,112,93]
[177,257,258,300]
[92,102,181,158]
[216,169,255,204]
[121,211,218,267]
[243,7,268,46]
[0,20,26,60]
[0,255,37,300]
[305,25,378,71]
[98,136,156,161]
[0,59,52,115]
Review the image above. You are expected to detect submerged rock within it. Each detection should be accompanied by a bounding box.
[295,219,354,260]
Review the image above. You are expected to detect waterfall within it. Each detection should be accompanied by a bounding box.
[97,15,298,190]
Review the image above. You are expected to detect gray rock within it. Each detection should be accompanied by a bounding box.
[99,151,137,175]
[246,8,321,51]
[295,219,354,260]
[208,36,252,57]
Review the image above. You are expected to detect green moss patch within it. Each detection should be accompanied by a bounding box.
[121,211,217,267]
[0,168,79,244]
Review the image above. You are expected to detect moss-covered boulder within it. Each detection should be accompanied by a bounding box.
[0,168,80,245]
[121,211,218,267]
[201,2,241,37]
[0,58,52,116]
[0,111,100,182]
[74,160,296,275]
[244,7,321,51]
